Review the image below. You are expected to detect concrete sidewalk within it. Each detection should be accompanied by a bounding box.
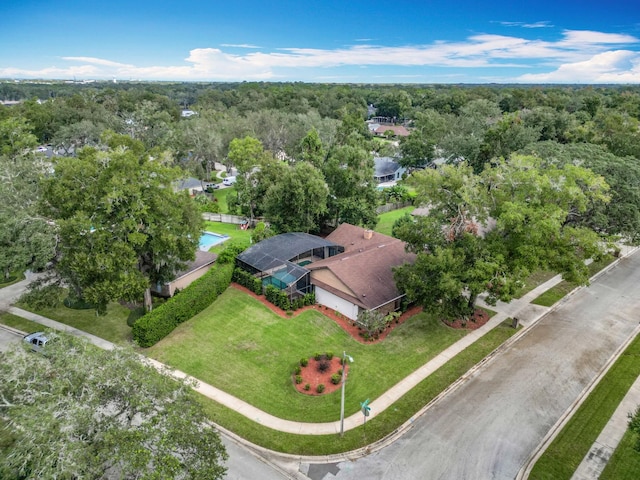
[571,374,640,479]
[1,245,635,441]
[3,273,561,436]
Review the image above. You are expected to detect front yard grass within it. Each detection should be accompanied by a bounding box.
[146,287,471,423]
[529,331,640,480]
[532,255,616,307]
[375,206,415,236]
[0,312,42,333]
[197,320,519,454]
[17,294,137,345]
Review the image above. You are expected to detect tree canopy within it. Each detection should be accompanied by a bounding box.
[0,333,227,479]
[394,156,610,319]
[41,133,202,312]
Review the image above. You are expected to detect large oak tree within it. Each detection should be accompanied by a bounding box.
[394,156,610,319]
[41,132,202,313]
[0,333,227,479]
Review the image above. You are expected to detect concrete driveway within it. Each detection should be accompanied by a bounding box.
[302,252,640,480]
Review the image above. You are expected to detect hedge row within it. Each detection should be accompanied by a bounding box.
[232,268,262,295]
[132,263,233,347]
[264,284,315,311]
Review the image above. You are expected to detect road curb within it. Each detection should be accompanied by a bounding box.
[515,246,640,480]
[516,322,640,480]
[0,323,27,336]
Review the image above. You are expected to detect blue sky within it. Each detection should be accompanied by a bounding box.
[2,0,640,83]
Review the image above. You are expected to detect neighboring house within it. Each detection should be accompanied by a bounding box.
[235,224,415,321]
[151,250,218,297]
[374,156,406,183]
[181,109,197,118]
[307,224,415,320]
[373,125,409,137]
[236,233,344,298]
[174,177,205,195]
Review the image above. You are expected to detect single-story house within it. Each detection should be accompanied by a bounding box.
[306,224,415,320]
[235,224,415,321]
[174,177,206,195]
[374,157,406,183]
[373,125,410,137]
[151,250,218,297]
[236,232,344,297]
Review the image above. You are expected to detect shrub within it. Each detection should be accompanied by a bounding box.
[295,375,303,384]
[317,360,330,373]
[218,241,249,265]
[300,358,308,367]
[19,283,64,310]
[331,373,341,385]
[337,368,343,376]
[314,352,322,361]
[294,365,301,375]
[304,383,310,391]
[326,351,334,360]
[232,267,262,295]
[316,384,325,393]
[132,263,233,347]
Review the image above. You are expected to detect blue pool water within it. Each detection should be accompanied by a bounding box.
[199,231,230,250]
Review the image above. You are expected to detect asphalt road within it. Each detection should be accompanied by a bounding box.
[302,253,640,480]
[0,326,22,353]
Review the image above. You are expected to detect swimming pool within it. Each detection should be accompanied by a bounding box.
[199,231,230,250]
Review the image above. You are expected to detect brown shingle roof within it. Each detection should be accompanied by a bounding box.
[308,224,415,310]
[172,250,217,281]
[374,125,410,137]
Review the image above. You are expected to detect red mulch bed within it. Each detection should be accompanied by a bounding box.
[442,308,490,330]
[293,356,348,396]
[230,283,489,396]
[230,283,422,344]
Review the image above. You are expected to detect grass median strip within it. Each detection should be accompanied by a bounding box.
[197,320,518,455]
[529,332,640,480]
[532,255,615,307]
[0,313,41,333]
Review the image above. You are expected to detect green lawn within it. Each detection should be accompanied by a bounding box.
[146,287,470,423]
[0,271,24,288]
[529,332,640,479]
[17,293,138,345]
[212,187,235,214]
[196,320,519,454]
[600,427,640,480]
[203,221,252,254]
[513,270,557,299]
[532,255,616,307]
[375,206,415,236]
[0,312,42,333]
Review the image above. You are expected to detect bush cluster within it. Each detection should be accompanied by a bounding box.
[264,285,315,312]
[265,285,291,310]
[232,268,262,294]
[331,373,341,385]
[217,241,249,265]
[132,263,233,347]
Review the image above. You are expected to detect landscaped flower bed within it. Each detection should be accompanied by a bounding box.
[293,353,349,396]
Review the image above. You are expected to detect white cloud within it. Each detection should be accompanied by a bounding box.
[219,44,261,49]
[61,56,133,68]
[1,29,638,82]
[516,50,640,83]
[499,21,553,29]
